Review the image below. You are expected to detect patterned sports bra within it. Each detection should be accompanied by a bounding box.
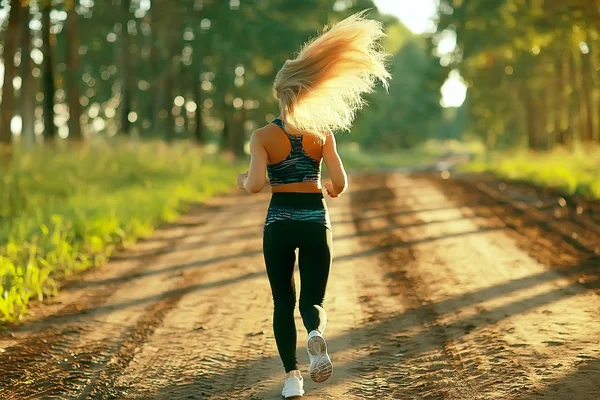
[267,119,322,186]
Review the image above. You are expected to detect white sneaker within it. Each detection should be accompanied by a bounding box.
[307,330,333,383]
[281,370,305,398]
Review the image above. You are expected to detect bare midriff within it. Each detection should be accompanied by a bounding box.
[271,182,322,194]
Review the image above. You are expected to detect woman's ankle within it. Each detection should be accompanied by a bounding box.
[286,369,302,378]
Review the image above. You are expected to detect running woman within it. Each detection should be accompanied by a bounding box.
[237,11,390,398]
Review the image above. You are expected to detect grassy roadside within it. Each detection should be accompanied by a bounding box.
[337,140,484,171]
[459,146,600,200]
[0,141,239,323]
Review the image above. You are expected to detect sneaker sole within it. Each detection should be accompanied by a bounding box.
[282,389,305,398]
[307,335,333,383]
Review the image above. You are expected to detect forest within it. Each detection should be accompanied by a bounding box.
[0,0,446,154]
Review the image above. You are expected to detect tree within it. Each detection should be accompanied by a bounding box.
[19,0,35,148]
[119,0,132,135]
[435,0,600,149]
[64,0,83,140]
[41,0,57,140]
[0,0,22,146]
[353,36,444,149]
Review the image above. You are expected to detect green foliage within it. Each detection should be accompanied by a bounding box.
[337,139,482,170]
[0,142,238,323]
[436,0,600,150]
[461,145,600,199]
[4,0,452,153]
[339,145,441,170]
[352,36,445,149]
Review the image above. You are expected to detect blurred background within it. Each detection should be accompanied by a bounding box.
[0,0,463,155]
[1,1,599,155]
[1,0,600,320]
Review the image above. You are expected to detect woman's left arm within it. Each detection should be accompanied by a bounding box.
[240,131,268,194]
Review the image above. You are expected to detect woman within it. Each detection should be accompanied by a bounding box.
[237,11,390,398]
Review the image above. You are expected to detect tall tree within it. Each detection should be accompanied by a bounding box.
[64,0,83,140]
[41,0,56,140]
[19,1,35,148]
[193,73,204,144]
[119,0,132,135]
[0,0,22,146]
[436,0,600,149]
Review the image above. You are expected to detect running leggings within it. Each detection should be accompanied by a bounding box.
[263,219,332,373]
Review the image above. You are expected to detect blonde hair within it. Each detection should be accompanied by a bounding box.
[274,10,391,140]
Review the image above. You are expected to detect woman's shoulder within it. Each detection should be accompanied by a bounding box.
[252,122,280,140]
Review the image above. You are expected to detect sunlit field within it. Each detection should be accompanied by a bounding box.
[338,140,484,171]
[462,146,600,199]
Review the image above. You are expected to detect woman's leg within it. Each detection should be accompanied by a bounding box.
[298,223,332,334]
[263,222,299,373]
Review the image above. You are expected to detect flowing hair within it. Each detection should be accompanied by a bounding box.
[274,10,391,140]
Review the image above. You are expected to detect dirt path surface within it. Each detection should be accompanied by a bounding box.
[1,173,599,399]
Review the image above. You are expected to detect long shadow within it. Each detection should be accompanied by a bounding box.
[70,226,494,291]
[330,205,465,226]
[11,270,267,333]
[519,357,600,399]
[343,182,473,202]
[110,231,263,262]
[333,215,476,241]
[334,226,501,262]
[66,248,263,291]
[149,262,600,399]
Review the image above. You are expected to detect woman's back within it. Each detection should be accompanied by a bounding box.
[262,119,323,193]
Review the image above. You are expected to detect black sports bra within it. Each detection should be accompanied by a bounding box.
[266,119,322,186]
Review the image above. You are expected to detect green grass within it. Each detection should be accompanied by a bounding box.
[0,141,239,323]
[338,140,484,170]
[460,145,600,199]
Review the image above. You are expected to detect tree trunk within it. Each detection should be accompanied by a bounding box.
[583,39,599,142]
[149,36,160,136]
[0,0,22,146]
[570,47,592,142]
[19,2,36,149]
[221,114,231,150]
[556,53,571,145]
[522,88,543,150]
[163,71,174,141]
[65,0,83,141]
[568,52,582,142]
[553,55,563,146]
[194,74,204,144]
[230,109,246,158]
[120,0,132,135]
[41,0,57,140]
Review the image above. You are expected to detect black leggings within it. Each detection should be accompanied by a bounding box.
[263,220,332,373]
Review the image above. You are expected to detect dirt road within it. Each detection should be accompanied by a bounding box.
[1,173,599,399]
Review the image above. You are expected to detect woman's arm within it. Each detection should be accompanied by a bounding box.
[322,131,348,197]
[240,131,268,194]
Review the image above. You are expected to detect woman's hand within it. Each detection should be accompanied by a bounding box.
[237,172,248,190]
[324,181,339,198]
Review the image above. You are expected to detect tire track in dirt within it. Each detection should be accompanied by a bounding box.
[424,174,600,399]
[347,173,600,399]
[346,173,482,399]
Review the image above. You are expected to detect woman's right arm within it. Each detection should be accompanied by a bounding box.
[322,131,348,197]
